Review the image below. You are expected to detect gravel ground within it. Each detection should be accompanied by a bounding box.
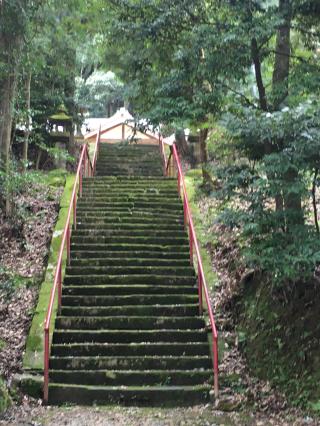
[0,400,318,426]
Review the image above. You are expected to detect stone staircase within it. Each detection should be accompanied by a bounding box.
[48,143,212,405]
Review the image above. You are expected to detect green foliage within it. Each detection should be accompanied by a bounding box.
[0,378,11,414]
[211,101,320,284]
[76,70,124,117]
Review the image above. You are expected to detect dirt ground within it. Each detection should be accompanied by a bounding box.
[0,399,318,426]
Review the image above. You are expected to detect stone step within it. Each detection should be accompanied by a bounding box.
[72,229,186,238]
[76,201,182,210]
[78,195,179,202]
[96,171,164,177]
[75,213,183,222]
[49,370,212,387]
[82,176,175,183]
[75,223,185,231]
[65,266,195,277]
[81,189,178,196]
[75,208,183,217]
[60,304,199,317]
[62,294,198,306]
[71,236,188,245]
[54,316,205,331]
[62,285,197,296]
[70,258,190,268]
[70,250,189,260]
[49,355,212,371]
[51,341,209,357]
[48,383,211,406]
[63,274,196,286]
[52,329,206,344]
[70,243,189,253]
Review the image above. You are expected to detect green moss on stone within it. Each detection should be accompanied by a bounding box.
[23,174,75,372]
[0,378,11,414]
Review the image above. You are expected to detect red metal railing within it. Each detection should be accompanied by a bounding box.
[43,133,100,403]
[162,143,219,398]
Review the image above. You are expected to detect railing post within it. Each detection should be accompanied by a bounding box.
[73,195,77,230]
[177,162,181,197]
[213,336,219,398]
[44,328,49,404]
[183,194,187,229]
[57,264,62,312]
[79,167,83,198]
[67,224,71,266]
[189,224,193,265]
[198,265,203,315]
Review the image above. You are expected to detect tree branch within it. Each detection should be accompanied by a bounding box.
[218,81,257,108]
[251,38,268,111]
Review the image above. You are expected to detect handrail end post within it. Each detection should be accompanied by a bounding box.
[44,327,49,404]
[213,335,219,398]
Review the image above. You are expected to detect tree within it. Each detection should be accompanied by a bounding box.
[76,70,124,117]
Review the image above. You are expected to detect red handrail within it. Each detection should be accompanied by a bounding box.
[163,143,219,398]
[43,141,95,403]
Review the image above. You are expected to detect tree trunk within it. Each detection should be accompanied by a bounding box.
[199,128,213,186]
[0,1,25,216]
[175,129,190,158]
[272,0,292,109]
[23,71,32,167]
[251,38,268,111]
[272,1,302,226]
[65,47,77,156]
[0,74,18,216]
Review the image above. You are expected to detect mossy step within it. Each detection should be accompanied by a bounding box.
[96,167,163,172]
[70,243,189,253]
[95,171,164,177]
[71,250,189,260]
[49,355,212,371]
[95,169,163,174]
[65,266,195,277]
[75,223,184,231]
[70,258,190,268]
[63,274,196,286]
[55,316,205,331]
[76,201,182,210]
[63,285,197,296]
[47,383,208,407]
[99,144,159,150]
[76,214,183,222]
[52,329,207,344]
[97,155,160,160]
[51,341,210,357]
[49,370,212,387]
[79,195,179,202]
[82,178,175,183]
[62,294,198,306]
[81,184,177,190]
[71,236,188,245]
[60,304,199,317]
[81,190,178,196]
[72,229,186,238]
[97,155,160,159]
[76,213,183,222]
[76,209,183,218]
[82,176,175,182]
[96,162,162,166]
[99,145,160,152]
[94,171,165,176]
